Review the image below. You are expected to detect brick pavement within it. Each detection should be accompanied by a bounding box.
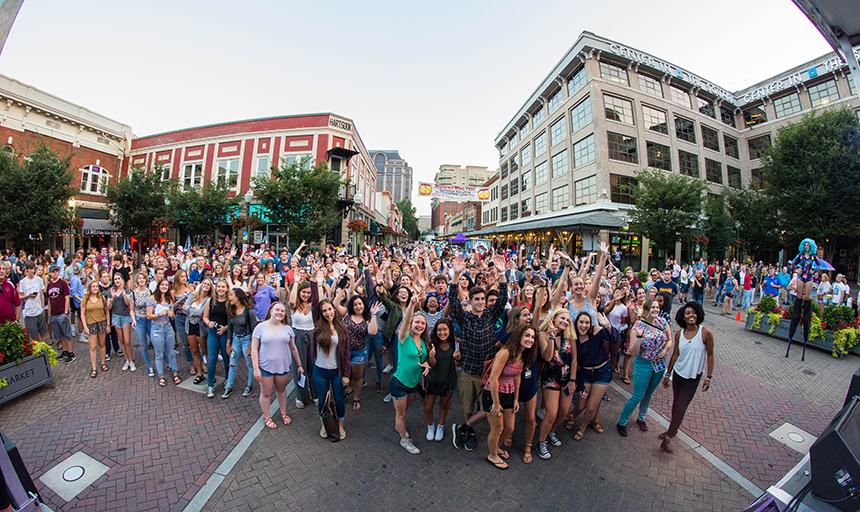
[205,381,750,512]
[0,341,262,512]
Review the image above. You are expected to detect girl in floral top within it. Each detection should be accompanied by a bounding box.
[616,298,673,437]
[535,308,577,460]
[484,323,537,470]
[332,288,383,411]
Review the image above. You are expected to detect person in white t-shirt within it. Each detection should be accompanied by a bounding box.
[18,261,47,342]
[832,274,850,306]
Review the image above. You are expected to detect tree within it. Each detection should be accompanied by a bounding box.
[168,181,240,236]
[761,107,860,261]
[702,195,734,260]
[105,167,176,252]
[396,198,419,239]
[627,168,707,256]
[724,185,780,260]
[0,144,77,250]
[252,158,346,244]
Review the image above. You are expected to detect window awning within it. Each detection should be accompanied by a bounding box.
[82,218,120,235]
[465,210,626,238]
[326,147,359,160]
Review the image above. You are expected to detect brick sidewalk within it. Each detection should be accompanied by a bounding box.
[0,346,261,512]
[205,381,751,512]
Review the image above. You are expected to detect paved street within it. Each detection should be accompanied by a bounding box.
[1,298,856,512]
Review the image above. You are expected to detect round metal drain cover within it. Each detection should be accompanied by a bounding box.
[63,466,85,482]
[787,432,805,443]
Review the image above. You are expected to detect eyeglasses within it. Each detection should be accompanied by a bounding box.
[213,278,227,282]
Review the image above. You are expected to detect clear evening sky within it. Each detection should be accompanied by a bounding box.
[0,0,832,215]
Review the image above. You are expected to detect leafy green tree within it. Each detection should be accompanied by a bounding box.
[0,144,77,250]
[761,107,860,261]
[627,168,706,256]
[168,181,240,236]
[396,198,419,239]
[252,158,346,244]
[724,185,780,260]
[702,195,735,260]
[105,167,176,252]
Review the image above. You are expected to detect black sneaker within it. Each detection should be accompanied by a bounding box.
[242,385,253,397]
[452,423,465,449]
[59,351,67,359]
[464,428,477,452]
[616,423,628,437]
[105,353,111,361]
[65,353,76,363]
[117,349,124,356]
[221,387,233,399]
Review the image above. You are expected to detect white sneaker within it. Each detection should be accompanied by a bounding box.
[383,364,393,374]
[435,424,445,442]
[313,398,319,406]
[129,362,137,372]
[400,438,420,454]
[202,355,208,365]
[207,386,215,398]
[121,361,129,371]
[383,393,393,403]
[217,354,223,361]
[148,367,155,377]
[426,424,435,441]
[536,408,546,421]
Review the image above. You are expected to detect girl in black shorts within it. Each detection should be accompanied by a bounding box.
[423,318,459,443]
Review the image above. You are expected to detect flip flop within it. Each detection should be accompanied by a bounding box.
[497,449,510,460]
[486,457,509,470]
[622,377,631,385]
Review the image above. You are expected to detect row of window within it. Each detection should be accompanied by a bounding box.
[743,78,848,128]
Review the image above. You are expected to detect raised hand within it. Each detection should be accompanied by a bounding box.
[599,241,609,255]
[452,254,466,276]
[370,302,384,316]
[595,312,610,327]
[492,253,506,270]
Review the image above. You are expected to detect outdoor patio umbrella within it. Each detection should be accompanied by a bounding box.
[818,258,836,271]
[450,233,469,243]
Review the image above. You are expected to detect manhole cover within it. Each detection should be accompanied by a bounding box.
[802,369,817,376]
[787,432,805,443]
[62,466,85,482]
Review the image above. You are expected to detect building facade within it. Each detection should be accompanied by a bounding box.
[0,72,133,253]
[370,150,412,205]
[488,31,860,270]
[430,164,495,234]
[128,113,377,249]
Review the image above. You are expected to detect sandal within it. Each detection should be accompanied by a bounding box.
[264,416,277,429]
[281,413,291,425]
[590,421,604,434]
[320,427,327,438]
[622,376,631,385]
[159,376,167,387]
[193,374,205,385]
[574,429,585,441]
[173,374,181,385]
[565,420,577,431]
[497,449,510,460]
[486,457,509,470]
[503,437,513,448]
[339,429,347,440]
[353,399,361,411]
[523,445,533,464]
[101,364,109,372]
[189,367,197,376]
[90,369,97,378]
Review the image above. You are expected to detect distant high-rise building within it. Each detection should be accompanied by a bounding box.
[431,164,495,233]
[370,150,413,205]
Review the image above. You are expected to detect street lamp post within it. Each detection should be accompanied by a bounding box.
[68,198,76,255]
[244,190,253,246]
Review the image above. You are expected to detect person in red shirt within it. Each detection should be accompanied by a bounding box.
[0,266,21,325]
[46,265,76,363]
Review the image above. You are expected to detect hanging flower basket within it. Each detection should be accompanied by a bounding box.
[153,217,173,230]
[71,216,84,231]
[347,219,368,232]
[231,214,265,232]
[694,235,710,246]
[380,225,394,235]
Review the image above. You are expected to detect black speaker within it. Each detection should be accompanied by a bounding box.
[846,367,860,408]
[810,396,860,511]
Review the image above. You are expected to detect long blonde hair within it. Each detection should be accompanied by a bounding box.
[539,308,576,340]
[190,278,215,303]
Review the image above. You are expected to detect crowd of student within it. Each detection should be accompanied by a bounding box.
[0,240,724,468]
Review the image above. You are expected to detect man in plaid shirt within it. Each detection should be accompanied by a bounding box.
[450,252,508,452]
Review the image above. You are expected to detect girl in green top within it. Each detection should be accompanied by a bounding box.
[392,294,430,455]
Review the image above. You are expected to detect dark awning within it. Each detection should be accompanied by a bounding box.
[82,218,120,235]
[468,210,626,238]
[326,147,359,160]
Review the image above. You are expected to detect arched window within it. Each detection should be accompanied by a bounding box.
[80,165,110,195]
[374,153,385,172]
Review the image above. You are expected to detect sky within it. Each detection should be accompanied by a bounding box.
[0,0,834,215]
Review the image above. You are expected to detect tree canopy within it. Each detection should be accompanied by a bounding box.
[105,167,175,242]
[0,143,77,249]
[396,198,418,239]
[628,168,707,255]
[702,194,735,260]
[252,158,346,244]
[168,180,240,235]
[724,185,780,260]
[760,107,860,261]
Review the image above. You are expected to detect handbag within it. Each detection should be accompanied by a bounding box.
[480,352,496,386]
[320,389,340,443]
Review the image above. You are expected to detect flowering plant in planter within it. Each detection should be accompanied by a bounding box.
[0,323,59,390]
[347,219,368,232]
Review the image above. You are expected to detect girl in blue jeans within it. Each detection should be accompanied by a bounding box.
[204,279,231,398]
[146,278,180,387]
[224,288,258,398]
[617,298,673,436]
[312,300,350,440]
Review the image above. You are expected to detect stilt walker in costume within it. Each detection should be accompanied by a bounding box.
[786,238,820,361]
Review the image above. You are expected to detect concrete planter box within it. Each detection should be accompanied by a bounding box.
[744,314,860,356]
[0,352,54,405]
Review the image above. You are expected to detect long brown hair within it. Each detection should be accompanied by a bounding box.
[228,288,254,318]
[153,278,173,304]
[503,323,538,367]
[314,299,345,357]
